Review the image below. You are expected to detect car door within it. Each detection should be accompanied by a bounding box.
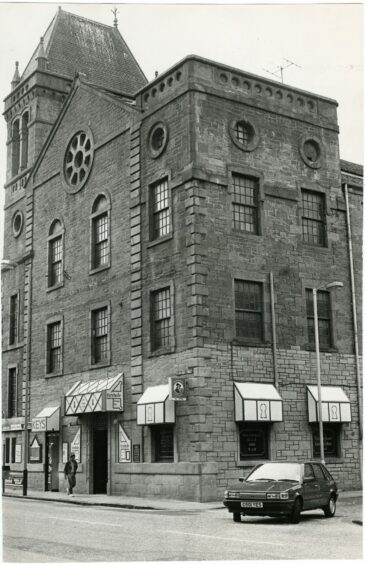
[302,463,321,509]
[312,463,331,507]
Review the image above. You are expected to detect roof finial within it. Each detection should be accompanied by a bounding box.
[111,7,119,28]
[36,37,47,70]
[11,61,20,90]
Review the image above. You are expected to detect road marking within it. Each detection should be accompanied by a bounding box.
[163,529,284,546]
[42,516,283,547]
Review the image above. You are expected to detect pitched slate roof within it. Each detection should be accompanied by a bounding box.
[21,8,147,96]
[340,159,363,178]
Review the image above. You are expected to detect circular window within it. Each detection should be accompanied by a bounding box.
[299,136,323,169]
[148,122,168,158]
[229,119,259,152]
[63,129,94,193]
[12,210,23,237]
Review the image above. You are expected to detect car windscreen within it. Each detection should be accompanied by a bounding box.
[246,463,301,482]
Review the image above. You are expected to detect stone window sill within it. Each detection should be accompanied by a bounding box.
[46,282,64,293]
[147,233,173,248]
[89,264,110,276]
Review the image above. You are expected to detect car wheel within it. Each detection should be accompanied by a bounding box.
[323,494,336,518]
[289,498,302,524]
[233,512,241,522]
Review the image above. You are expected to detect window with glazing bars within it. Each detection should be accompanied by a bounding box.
[8,368,17,418]
[232,174,259,233]
[235,280,263,341]
[234,122,250,147]
[92,307,108,363]
[151,288,171,350]
[47,322,62,373]
[302,190,326,246]
[92,212,109,268]
[151,179,170,239]
[306,289,332,348]
[49,236,63,286]
[9,294,18,345]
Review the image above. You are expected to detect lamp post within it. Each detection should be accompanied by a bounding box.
[313,281,343,464]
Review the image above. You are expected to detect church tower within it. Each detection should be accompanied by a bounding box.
[2,8,147,472]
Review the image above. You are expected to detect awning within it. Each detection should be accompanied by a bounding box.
[234,382,283,422]
[31,406,60,432]
[137,384,175,425]
[307,385,351,423]
[65,373,123,415]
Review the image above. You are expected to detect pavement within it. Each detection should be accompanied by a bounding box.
[2,486,363,515]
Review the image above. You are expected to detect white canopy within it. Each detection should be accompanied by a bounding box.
[234,382,283,422]
[307,385,351,423]
[137,384,175,425]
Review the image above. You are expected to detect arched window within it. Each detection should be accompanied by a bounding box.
[21,111,29,169]
[12,119,20,177]
[48,220,64,288]
[91,195,110,271]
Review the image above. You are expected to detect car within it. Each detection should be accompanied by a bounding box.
[223,461,338,524]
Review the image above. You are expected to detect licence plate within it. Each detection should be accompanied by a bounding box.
[241,501,263,508]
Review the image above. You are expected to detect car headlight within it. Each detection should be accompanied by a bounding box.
[224,490,229,499]
[266,492,290,500]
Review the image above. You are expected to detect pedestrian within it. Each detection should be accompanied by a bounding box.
[64,453,78,496]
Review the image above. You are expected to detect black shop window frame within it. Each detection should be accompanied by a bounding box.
[312,424,341,458]
[151,425,174,463]
[238,422,270,461]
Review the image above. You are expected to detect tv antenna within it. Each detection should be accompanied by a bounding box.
[263,58,301,84]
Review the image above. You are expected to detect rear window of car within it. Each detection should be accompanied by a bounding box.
[312,463,326,480]
[321,465,334,481]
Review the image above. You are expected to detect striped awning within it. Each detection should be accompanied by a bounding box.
[307,385,351,423]
[137,385,175,425]
[65,373,123,415]
[234,382,283,422]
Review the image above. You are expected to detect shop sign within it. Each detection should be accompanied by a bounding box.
[133,444,141,463]
[169,377,188,401]
[118,424,131,463]
[32,417,47,431]
[106,379,124,411]
[29,436,42,462]
[71,429,81,462]
[62,442,69,464]
[15,444,22,463]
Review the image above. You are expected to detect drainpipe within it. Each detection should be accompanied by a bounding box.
[343,183,362,484]
[270,272,279,388]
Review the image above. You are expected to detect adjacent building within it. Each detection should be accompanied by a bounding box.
[2,8,362,500]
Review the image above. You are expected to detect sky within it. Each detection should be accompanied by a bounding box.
[0,1,363,251]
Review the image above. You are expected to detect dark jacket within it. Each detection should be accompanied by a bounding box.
[64,459,78,477]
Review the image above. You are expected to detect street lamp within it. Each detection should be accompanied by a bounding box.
[313,281,343,464]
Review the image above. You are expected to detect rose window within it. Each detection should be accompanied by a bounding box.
[64,131,93,188]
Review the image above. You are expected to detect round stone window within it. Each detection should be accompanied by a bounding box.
[148,122,168,158]
[299,136,323,169]
[12,210,23,238]
[63,129,94,192]
[229,118,259,152]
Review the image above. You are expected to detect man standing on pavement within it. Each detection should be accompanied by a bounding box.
[64,453,78,496]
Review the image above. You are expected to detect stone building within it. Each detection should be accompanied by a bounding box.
[2,8,362,500]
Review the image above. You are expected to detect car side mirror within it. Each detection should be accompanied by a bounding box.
[239,476,246,482]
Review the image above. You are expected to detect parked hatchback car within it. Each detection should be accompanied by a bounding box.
[223,461,338,524]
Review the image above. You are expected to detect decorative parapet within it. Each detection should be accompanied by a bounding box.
[136,55,338,128]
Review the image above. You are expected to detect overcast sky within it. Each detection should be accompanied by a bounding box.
[0,1,363,251]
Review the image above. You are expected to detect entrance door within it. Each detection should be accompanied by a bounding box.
[93,428,108,494]
[45,433,60,492]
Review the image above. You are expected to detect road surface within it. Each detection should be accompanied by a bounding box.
[2,496,362,561]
